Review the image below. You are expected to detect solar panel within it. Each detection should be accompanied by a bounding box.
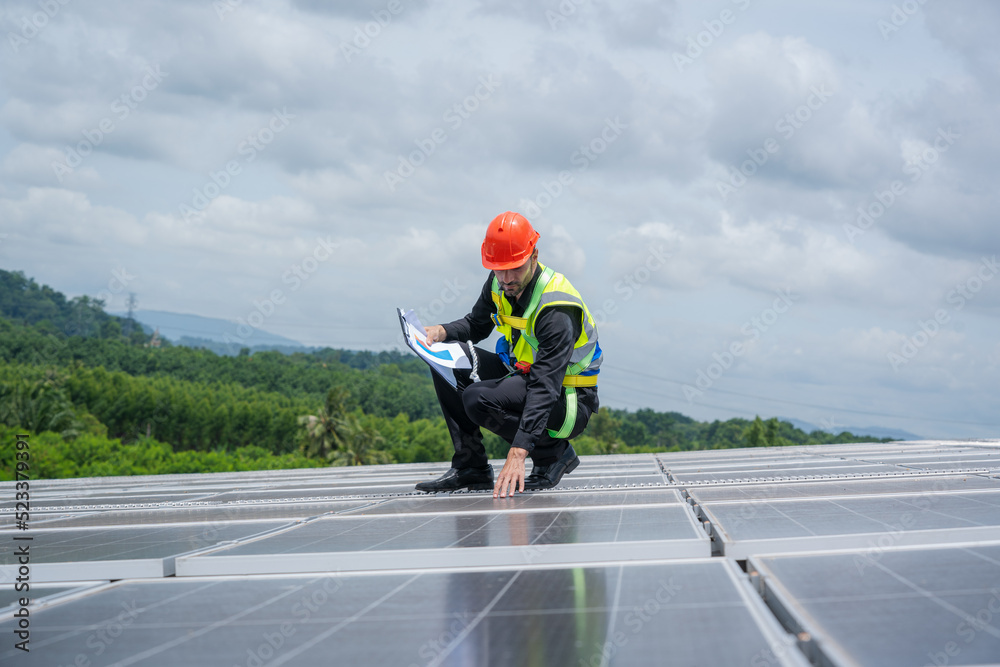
[201,484,421,502]
[0,560,807,667]
[581,455,661,468]
[0,492,222,514]
[750,543,1000,666]
[28,500,378,529]
[671,463,908,484]
[665,457,875,472]
[353,488,685,515]
[534,474,668,489]
[688,474,1000,503]
[658,450,807,463]
[701,490,1000,557]
[3,439,1000,665]
[867,451,1000,463]
[175,505,710,575]
[900,458,1000,472]
[0,521,295,582]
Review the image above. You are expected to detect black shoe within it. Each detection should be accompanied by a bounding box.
[524,445,580,490]
[415,466,494,492]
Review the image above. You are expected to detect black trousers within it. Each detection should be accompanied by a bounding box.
[432,347,593,469]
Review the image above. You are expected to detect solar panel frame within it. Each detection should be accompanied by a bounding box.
[348,488,686,515]
[175,504,711,576]
[0,521,300,583]
[670,463,913,484]
[0,580,109,616]
[26,499,380,529]
[687,474,1000,503]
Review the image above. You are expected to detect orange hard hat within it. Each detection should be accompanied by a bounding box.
[481,211,540,270]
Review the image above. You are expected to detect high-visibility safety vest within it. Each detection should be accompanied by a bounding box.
[489,264,602,438]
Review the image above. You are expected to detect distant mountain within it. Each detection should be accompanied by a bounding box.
[783,417,921,442]
[116,309,305,351]
[172,336,320,357]
[842,425,924,441]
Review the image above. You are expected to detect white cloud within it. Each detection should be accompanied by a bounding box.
[704,33,897,191]
[1,188,142,245]
[2,0,998,436]
[1,143,100,188]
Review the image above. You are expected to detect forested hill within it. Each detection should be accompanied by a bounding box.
[1,268,147,343]
[0,268,891,480]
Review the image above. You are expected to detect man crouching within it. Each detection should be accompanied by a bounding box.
[416,211,602,498]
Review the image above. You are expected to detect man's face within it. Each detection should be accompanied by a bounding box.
[494,252,537,300]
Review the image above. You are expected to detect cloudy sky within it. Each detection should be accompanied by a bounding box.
[2,0,998,439]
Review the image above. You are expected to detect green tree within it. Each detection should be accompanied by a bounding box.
[592,437,621,455]
[298,387,352,459]
[744,416,766,447]
[586,408,621,444]
[331,417,391,466]
[0,373,82,438]
[0,268,898,476]
[765,417,785,447]
[619,420,650,449]
[706,419,747,448]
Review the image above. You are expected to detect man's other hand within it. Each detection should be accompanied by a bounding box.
[424,325,447,344]
[494,447,527,498]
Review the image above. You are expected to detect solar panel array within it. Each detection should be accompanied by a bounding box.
[2,439,999,665]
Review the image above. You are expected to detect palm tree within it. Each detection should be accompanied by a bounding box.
[0,374,82,438]
[298,387,352,459]
[330,418,391,466]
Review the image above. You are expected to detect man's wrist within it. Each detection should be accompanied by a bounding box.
[509,445,529,458]
[510,440,535,454]
[511,433,534,453]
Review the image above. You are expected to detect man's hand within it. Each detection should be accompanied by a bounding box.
[494,447,527,498]
[424,325,447,344]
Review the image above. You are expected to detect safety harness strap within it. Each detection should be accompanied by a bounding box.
[565,346,595,377]
[492,312,527,329]
[547,387,578,439]
[490,267,555,331]
[562,374,597,388]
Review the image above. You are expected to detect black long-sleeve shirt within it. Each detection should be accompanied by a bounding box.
[442,266,599,452]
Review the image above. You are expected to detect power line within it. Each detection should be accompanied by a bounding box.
[600,364,998,429]
[598,377,763,419]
